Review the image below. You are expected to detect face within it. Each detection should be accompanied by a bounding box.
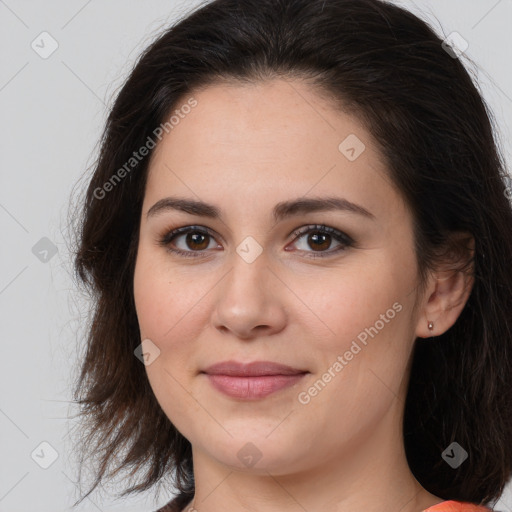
[133,78,427,476]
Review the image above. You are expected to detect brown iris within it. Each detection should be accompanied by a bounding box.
[186,232,210,251]
[308,232,331,251]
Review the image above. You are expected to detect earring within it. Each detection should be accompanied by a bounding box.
[428,321,434,331]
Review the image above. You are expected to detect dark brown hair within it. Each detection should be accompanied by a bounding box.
[69,0,512,509]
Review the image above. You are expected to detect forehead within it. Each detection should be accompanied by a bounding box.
[151,78,378,163]
[144,78,404,222]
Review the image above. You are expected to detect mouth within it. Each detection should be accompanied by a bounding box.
[201,360,309,400]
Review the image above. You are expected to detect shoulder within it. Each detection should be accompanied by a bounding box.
[423,500,495,512]
[154,506,175,512]
[154,500,179,512]
[155,495,194,512]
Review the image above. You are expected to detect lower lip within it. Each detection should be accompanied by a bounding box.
[204,373,307,399]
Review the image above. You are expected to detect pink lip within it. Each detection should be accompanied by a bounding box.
[201,360,308,400]
[203,360,306,376]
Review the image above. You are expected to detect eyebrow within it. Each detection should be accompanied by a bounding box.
[146,195,375,222]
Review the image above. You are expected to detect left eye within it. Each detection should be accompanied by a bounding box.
[288,224,354,258]
[158,224,354,259]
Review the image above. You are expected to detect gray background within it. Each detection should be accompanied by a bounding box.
[1,0,511,511]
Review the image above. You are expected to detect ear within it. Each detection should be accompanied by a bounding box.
[415,233,475,339]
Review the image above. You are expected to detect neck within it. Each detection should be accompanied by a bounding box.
[183,400,443,512]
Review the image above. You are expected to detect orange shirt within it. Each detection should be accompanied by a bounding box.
[156,498,493,511]
[424,501,492,511]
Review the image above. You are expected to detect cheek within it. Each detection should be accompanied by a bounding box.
[133,246,201,341]
[294,263,407,345]
[133,248,214,395]
[290,256,416,398]
[133,251,205,432]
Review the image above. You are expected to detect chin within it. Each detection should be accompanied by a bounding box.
[197,428,308,474]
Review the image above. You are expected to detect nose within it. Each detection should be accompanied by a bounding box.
[211,248,288,340]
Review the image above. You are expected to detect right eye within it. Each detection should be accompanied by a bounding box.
[158,225,222,258]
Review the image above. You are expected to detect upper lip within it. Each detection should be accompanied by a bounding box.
[202,360,308,376]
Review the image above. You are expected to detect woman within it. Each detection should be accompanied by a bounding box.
[70,1,512,511]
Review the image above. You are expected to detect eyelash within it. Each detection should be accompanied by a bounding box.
[158,224,354,259]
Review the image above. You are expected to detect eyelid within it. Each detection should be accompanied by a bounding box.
[287,224,354,258]
[289,224,354,245]
[158,223,354,258]
[157,225,221,256]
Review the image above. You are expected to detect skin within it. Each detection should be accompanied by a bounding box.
[133,78,474,512]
